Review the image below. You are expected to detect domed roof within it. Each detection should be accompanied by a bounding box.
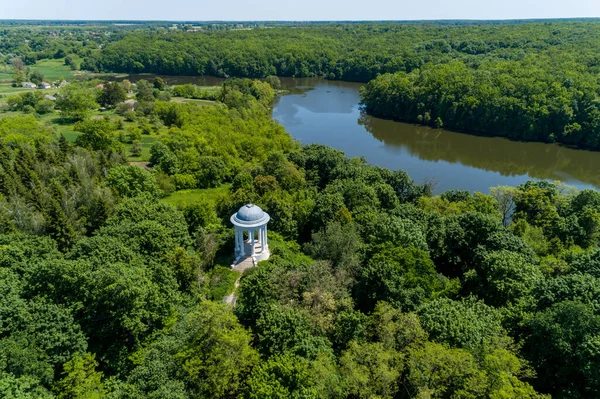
[237,204,264,221]
[231,204,270,227]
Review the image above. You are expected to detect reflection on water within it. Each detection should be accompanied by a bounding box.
[111,75,599,193]
[274,78,600,193]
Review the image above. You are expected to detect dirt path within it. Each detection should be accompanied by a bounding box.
[223,273,242,307]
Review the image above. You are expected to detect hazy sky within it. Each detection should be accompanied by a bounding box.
[5,0,600,21]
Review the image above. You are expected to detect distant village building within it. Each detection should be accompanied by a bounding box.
[22,82,37,89]
[44,94,56,101]
[124,99,137,111]
[38,82,51,89]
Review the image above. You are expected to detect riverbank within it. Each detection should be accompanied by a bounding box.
[273,77,600,193]
[360,67,600,152]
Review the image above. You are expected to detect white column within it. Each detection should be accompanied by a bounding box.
[239,229,245,257]
[260,226,265,252]
[264,224,268,249]
[234,228,239,254]
[250,230,255,256]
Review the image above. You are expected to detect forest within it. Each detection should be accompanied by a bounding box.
[0,70,599,398]
[1,20,600,399]
[80,21,600,149]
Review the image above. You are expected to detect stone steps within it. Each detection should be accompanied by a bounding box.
[231,240,269,271]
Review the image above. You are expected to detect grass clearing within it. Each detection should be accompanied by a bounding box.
[127,134,159,161]
[0,58,86,98]
[0,73,218,162]
[172,98,216,106]
[29,59,78,82]
[0,108,160,162]
[161,185,232,208]
[0,85,57,102]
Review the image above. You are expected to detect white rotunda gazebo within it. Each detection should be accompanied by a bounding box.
[230,204,270,268]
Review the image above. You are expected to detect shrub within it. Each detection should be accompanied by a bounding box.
[173,174,198,190]
[106,165,161,198]
[195,156,228,188]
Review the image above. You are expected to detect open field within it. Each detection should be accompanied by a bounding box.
[0,58,84,98]
[0,67,13,82]
[171,98,216,106]
[29,58,81,82]
[1,107,162,162]
[0,84,56,95]
[161,185,232,208]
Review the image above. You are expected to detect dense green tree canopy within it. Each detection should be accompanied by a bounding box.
[1,31,599,396]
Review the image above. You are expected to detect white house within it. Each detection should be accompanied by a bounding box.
[38,82,52,89]
[22,82,36,89]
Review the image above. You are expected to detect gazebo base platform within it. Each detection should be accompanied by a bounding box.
[231,239,270,271]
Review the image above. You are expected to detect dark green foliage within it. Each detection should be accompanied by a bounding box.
[355,245,454,312]
[149,141,178,174]
[56,82,99,121]
[254,304,314,356]
[331,309,369,351]
[181,200,219,234]
[1,39,598,396]
[152,77,166,91]
[464,249,543,307]
[418,297,507,352]
[135,79,155,102]
[125,302,258,399]
[98,195,191,257]
[106,165,161,198]
[29,70,44,85]
[523,301,600,398]
[304,222,362,276]
[74,118,122,152]
[98,81,127,108]
[265,75,281,90]
[535,273,600,314]
[361,61,600,150]
[195,156,228,188]
[433,211,532,277]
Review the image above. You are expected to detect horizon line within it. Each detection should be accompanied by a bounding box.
[1,17,599,23]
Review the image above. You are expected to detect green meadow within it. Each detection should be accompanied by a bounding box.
[161,185,232,208]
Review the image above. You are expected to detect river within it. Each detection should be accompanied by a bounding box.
[273,78,600,193]
[114,74,600,193]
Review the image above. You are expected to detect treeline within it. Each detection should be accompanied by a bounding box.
[1,78,600,398]
[84,22,600,83]
[80,22,600,149]
[0,25,126,65]
[360,61,600,149]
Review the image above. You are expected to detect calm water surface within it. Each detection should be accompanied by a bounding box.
[116,74,600,193]
[273,78,600,193]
